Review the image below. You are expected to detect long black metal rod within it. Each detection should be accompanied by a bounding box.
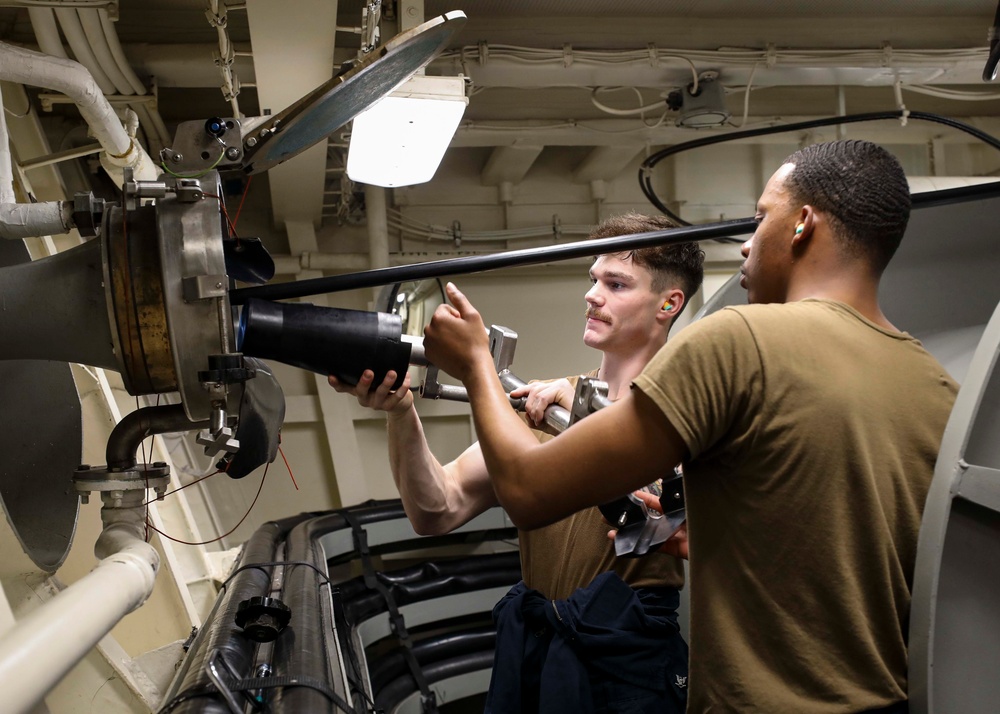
[228,218,757,304]
[228,180,1000,305]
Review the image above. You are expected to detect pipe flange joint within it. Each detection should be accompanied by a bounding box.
[235,596,292,642]
[73,463,170,504]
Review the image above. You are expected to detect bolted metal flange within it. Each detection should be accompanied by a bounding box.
[72,462,170,505]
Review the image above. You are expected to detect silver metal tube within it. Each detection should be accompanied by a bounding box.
[402,334,429,366]
[217,297,231,354]
[498,370,572,432]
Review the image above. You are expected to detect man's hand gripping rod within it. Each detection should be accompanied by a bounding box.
[413,325,684,557]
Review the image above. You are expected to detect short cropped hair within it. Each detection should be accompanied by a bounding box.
[589,213,705,317]
[783,140,911,272]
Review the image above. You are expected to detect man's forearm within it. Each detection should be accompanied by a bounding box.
[386,405,458,534]
[462,360,548,517]
[386,403,497,535]
[463,361,682,530]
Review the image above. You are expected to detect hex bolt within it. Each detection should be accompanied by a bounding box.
[172,153,184,163]
[246,136,258,148]
[154,487,166,502]
[225,147,241,161]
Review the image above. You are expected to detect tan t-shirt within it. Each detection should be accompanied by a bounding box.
[633,300,958,714]
[519,374,686,601]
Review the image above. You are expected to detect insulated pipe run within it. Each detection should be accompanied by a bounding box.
[0,41,158,182]
[77,8,135,96]
[99,8,147,96]
[26,7,67,59]
[271,515,346,713]
[52,7,116,94]
[0,493,158,714]
[0,82,73,238]
[162,515,311,714]
[106,404,209,470]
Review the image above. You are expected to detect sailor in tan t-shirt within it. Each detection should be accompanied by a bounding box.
[424,140,958,714]
[330,213,702,713]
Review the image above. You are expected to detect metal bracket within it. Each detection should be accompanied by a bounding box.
[182,275,228,302]
[570,376,612,425]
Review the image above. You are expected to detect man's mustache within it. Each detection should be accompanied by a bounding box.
[585,308,612,323]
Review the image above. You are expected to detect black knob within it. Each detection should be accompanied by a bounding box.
[235,596,291,642]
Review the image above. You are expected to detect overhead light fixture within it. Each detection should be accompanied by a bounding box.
[347,74,468,188]
[668,72,731,129]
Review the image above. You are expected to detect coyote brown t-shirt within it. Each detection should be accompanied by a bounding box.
[633,300,957,713]
[519,373,685,601]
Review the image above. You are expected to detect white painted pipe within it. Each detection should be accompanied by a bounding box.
[26,7,67,59]
[0,82,72,238]
[366,185,390,270]
[78,8,134,96]
[98,8,146,95]
[0,519,158,714]
[0,82,14,206]
[53,7,115,94]
[0,41,158,182]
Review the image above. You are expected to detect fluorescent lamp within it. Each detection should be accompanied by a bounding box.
[347,75,468,187]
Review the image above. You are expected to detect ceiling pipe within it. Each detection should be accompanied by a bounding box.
[77,8,135,96]
[0,41,158,184]
[98,7,146,95]
[26,7,67,59]
[52,7,116,94]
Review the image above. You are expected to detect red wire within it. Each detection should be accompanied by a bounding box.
[146,463,268,546]
[142,468,223,507]
[232,174,252,229]
[278,444,299,491]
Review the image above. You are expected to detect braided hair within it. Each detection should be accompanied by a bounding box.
[783,140,911,272]
[589,213,705,317]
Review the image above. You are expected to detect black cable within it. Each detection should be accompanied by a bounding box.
[219,559,332,593]
[638,110,1000,224]
[985,0,1000,80]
